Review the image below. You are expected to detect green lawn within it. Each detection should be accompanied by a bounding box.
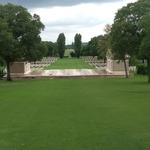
[0,76,150,150]
[45,58,94,69]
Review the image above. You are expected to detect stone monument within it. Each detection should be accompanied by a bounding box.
[106,49,129,75]
[10,62,31,76]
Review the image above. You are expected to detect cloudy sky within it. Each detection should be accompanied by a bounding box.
[1,0,137,44]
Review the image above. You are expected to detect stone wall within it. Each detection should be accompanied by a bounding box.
[106,59,129,74]
[10,62,31,75]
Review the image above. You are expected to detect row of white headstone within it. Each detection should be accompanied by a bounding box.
[30,57,58,69]
[9,56,129,76]
[81,56,129,74]
[81,56,106,69]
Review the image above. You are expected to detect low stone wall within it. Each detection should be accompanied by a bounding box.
[106,59,129,74]
[10,62,31,75]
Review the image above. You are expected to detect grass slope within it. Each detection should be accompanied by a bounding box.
[45,58,94,69]
[0,76,150,150]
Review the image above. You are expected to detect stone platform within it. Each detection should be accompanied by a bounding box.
[10,69,126,79]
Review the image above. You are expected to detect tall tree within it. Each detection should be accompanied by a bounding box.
[0,4,45,81]
[88,37,99,57]
[74,33,82,58]
[139,13,150,82]
[98,35,109,62]
[97,24,112,62]
[111,0,150,78]
[43,41,57,57]
[0,17,17,80]
[57,33,66,58]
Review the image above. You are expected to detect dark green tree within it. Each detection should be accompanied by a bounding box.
[57,33,66,58]
[0,4,45,81]
[139,13,150,82]
[111,0,150,78]
[43,41,57,57]
[98,35,109,62]
[81,44,89,56]
[81,36,102,57]
[88,37,99,57]
[74,33,82,58]
[0,17,17,80]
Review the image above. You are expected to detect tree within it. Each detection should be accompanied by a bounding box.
[43,41,57,57]
[88,37,99,57]
[96,25,111,61]
[104,24,112,35]
[0,18,17,80]
[81,36,105,58]
[139,13,150,82]
[98,35,109,62]
[111,0,150,78]
[74,33,82,58]
[57,33,66,58]
[0,4,45,81]
[111,22,131,78]
[81,44,89,56]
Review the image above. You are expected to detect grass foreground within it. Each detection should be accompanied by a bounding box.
[0,76,150,150]
[45,58,94,69]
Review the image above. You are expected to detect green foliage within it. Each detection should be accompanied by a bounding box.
[138,8,150,82]
[70,51,76,57]
[129,56,139,66]
[111,0,150,79]
[57,33,66,58]
[88,37,99,57]
[0,4,45,80]
[81,44,90,56]
[111,0,150,60]
[0,18,15,62]
[81,34,109,60]
[136,64,148,75]
[98,35,109,60]
[74,33,82,58]
[81,36,100,57]
[139,13,150,58]
[43,41,57,57]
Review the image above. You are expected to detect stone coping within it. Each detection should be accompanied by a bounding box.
[8,69,127,79]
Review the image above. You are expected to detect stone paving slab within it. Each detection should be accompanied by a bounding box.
[45,69,100,76]
[9,69,126,79]
[28,69,100,77]
[23,69,126,77]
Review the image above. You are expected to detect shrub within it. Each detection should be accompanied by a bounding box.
[136,64,148,75]
[70,52,76,58]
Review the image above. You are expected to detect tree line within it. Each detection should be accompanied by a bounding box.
[43,33,82,59]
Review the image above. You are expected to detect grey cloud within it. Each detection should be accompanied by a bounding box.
[0,0,121,8]
[45,19,104,28]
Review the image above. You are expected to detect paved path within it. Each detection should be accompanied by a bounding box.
[22,69,126,78]
[27,69,100,77]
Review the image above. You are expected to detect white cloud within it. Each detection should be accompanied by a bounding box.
[30,0,137,44]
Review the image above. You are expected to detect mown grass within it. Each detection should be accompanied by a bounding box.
[45,58,94,69]
[0,76,150,150]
